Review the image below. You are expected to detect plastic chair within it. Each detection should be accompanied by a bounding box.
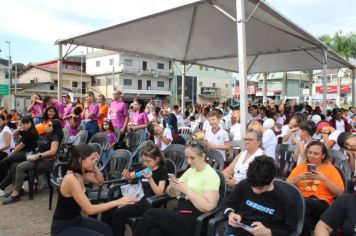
[275,144,297,178]
[72,130,88,145]
[178,126,192,135]
[89,132,109,150]
[130,140,154,167]
[88,143,103,160]
[207,179,305,236]
[206,149,225,171]
[126,131,143,155]
[327,148,352,181]
[178,133,192,144]
[49,160,68,210]
[163,144,188,175]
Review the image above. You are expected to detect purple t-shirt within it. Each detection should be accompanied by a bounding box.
[85,103,99,120]
[65,116,82,136]
[33,103,44,118]
[130,112,149,126]
[109,100,128,129]
[105,131,117,145]
[64,103,73,117]
[53,100,65,117]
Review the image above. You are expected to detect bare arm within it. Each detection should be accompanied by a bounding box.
[9,142,25,154]
[207,141,230,151]
[148,179,167,196]
[83,165,105,185]
[0,132,11,152]
[314,220,333,236]
[223,154,240,178]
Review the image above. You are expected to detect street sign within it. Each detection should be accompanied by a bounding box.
[0,84,9,96]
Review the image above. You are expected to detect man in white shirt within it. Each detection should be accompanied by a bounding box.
[204,110,230,161]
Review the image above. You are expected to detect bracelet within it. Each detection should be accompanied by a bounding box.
[224,208,235,217]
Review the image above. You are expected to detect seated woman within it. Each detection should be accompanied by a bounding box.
[101,142,168,236]
[2,119,63,204]
[36,105,60,135]
[51,144,136,236]
[287,141,344,235]
[0,114,15,161]
[0,115,38,196]
[135,140,220,236]
[223,130,264,189]
[314,193,356,236]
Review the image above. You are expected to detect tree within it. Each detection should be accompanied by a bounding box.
[319,31,356,61]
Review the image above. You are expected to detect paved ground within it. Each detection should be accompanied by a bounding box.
[0,188,55,236]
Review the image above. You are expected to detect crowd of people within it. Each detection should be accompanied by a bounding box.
[0,91,355,236]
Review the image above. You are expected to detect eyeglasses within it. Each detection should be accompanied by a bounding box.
[243,138,256,142]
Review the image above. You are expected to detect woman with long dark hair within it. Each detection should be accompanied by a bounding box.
[36,106,60,135]
[2,119,63,204]
[51,144,136,236]
[0,115,38,196]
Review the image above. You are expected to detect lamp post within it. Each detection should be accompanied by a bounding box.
[5,41,11,109]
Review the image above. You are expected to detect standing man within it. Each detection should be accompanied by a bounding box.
[108,90,129,140]
[97,94,108,130]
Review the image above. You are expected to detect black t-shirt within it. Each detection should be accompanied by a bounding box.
[320,194,356,236]
[141,166,168,198]
[224,180,299,236]
[38,134,61,153]
[20,130,39,152]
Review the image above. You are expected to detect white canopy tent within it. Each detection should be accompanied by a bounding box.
[56,0,355,143]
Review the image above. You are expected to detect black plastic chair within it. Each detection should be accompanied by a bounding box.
[72,130,88,145]
[88,143,103,160]
[275,144,297,178]
[130,140,154,168]
[207,179,305,236]
[126,131,143,155]
[206,149,225,171]
[327,148,352,181]
[163,144,188,175]
[89,132,109,150]
[49,160,68,210]
[179,133,192,144]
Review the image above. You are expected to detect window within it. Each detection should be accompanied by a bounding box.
[199,82,203,86]
[96,60,100,67]
[169,61,172,70]
[212,83,216,87]
[199,66,203,70]
[124,59,133,66]
[95,79,101,85]
[157,81,165,87]
[157,63,164,69]
[50,85,54,90]
[54,80,58,84]
[109,58,114,65]
[225,84,228,88]
[124,79,132,86]
[72,82,78,87]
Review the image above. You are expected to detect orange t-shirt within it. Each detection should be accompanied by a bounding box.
[287,162,344,205]
[35,120,49,135]
[97,103,108,126]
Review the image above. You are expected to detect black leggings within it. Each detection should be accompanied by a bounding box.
[102,199,146,236]
[51,215,112,236]
[302,197,329,235]
[134,208,198,236]
[0,151,27,186]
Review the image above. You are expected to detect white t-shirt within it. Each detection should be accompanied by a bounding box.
[328,129,342,150]
[204,127,229,160]
[263,129,277,159]
[335,119,345,132]
[0,126,15,153]
[202,120,224,133]
[230,123,241,141]
[154,128,173,151]
[233,148,264,181]
[281,125,300,144]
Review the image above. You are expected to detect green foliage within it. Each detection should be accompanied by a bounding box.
[319,31,356,61]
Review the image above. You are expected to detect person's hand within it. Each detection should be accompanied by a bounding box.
[228,212,242,227]
[84,102,89,109]
[116,195,137,207]
[27,154,39,161]
[170,178,188,194]
[290,127,298,133]
[250,222,272,236]
[122,169,134,180]
[142,171,153,179]
[120,128,126,134]
[309,170,327,182]
[131,126,137,131]
[226,178,237,188]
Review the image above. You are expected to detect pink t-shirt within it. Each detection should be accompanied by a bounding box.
[109,100,128,129]
[105,131,117,145]
[130,112,149,126]
[85,103,99,120]
[65,116,82,136]
[53,100,65,117]
[33,103,44,118]
[64,103,73,117]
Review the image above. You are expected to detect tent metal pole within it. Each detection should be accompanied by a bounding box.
[236,0,247,151]
[352,69,356,107]
[322,49,327,115]
[336,70,341,107]
[263,73,267,104]
[181,63,186,111]
[57,44,63,100]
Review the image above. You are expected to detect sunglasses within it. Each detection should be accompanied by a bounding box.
[47,124,53,127]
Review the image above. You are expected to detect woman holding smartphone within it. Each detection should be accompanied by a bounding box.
[287,141,344,236]
[135,140,220,236]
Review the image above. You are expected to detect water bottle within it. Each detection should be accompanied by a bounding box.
[135,167,152,178]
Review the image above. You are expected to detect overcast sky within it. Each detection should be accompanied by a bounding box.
[0,0,355,64]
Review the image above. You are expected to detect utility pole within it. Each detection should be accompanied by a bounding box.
[5,41,11,109]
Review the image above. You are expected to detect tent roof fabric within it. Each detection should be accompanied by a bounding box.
[57,0,354,73]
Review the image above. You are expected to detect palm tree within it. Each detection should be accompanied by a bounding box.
[319,31,356,61]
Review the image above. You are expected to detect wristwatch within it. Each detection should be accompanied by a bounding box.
[38,154,42,159]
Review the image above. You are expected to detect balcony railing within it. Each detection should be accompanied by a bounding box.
[122,68,171,77]
[120,87,171,95]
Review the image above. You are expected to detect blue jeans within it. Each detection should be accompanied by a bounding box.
[85,120,99,142]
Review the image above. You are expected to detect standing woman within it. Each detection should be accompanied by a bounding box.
[0,114,15,161]
[27,93,44,125]
[2,119,64,204]
[128,99,149,142]
[51,144,136,236]
[82,91,100,141]
[0,115,38,195]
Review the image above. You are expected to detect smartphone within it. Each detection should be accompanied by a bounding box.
[168,173,176,179]
[308,164,316,172]
[235,222,253,230]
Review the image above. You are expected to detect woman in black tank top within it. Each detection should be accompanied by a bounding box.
[51,144,136,236]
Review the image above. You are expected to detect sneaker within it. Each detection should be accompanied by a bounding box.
[2,194,21,205]
[0,189,5,197]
